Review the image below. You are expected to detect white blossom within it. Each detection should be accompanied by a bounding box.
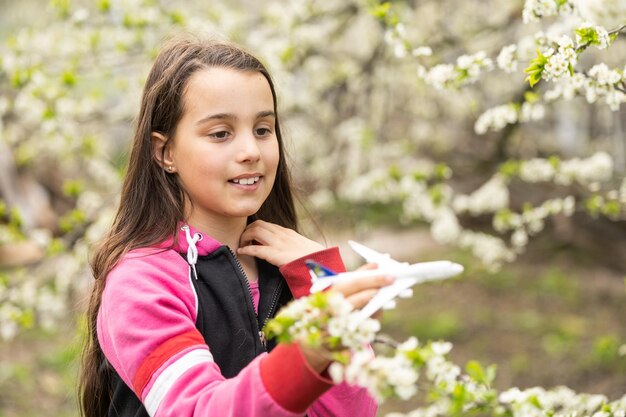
[456,51,494,83]
[464,175,510,215]
[430,209,462,244]
[520,158,556,182]
[424,64,457,90]
[519,101,546,122]
[542,36,577,82]
[474,104,518,134]
[496,44,518,73]
[511,229,529,248]
[412,46,433,57]
[459,230,516,270]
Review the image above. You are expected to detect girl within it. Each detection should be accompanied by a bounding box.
[80,36,390,417]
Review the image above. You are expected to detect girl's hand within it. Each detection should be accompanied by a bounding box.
[329,263,393,311]
[300,264,392,372]
[237,220,325,267]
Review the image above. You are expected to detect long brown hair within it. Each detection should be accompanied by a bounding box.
[79,35,297,417]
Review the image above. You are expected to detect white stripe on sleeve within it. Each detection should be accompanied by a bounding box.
[144,348,214,416]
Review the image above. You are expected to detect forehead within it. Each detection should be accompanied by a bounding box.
[181,67,274,117]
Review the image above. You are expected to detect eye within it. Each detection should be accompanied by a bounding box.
[255,127,273,137]
[208,130,231,140]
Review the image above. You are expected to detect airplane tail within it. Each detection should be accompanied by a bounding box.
[305,260,338,292]
[305,260,337,279]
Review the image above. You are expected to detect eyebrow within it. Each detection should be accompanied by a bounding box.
[195,110,276,126]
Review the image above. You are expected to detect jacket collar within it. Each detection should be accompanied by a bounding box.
[155,223,222,256]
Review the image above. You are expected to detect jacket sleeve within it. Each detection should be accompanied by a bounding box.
[279,247,379,417]
[279,246,346,298]
[98,249,332,417]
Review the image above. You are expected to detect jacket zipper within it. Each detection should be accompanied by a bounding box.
[227,247,266,349]
[262,279,284,331]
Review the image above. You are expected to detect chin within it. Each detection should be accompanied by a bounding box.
[229,206,263,218]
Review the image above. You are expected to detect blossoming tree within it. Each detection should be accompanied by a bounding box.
[0,0,624,415]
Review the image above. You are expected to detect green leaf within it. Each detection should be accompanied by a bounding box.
[62,179,84,198]
[524,50,548,87]
[10,207,23,229]
[61,69,77,87]
[584,195,603,217]
[169,10,186,25]
[528,394,543,409]
[49,0,71,18]
[575,27,599,47]
[369,2,391,20]
[548,155,561,169]
[465,360,496,386]
[434,163,452,180]
[46,238,66,256]
[58,208,86,233]
[412,171,427,182]
[524,91,541,103]
[97,0,110,12]
[498,160,521,179]
[601,200,621,218]
[451,383,468,417]
[388,164,402,181]
[465,360,486,383]
[427,184,445,205]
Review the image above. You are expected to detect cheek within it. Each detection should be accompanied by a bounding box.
[266,141,281,175]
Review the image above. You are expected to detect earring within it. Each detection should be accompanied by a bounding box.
[167,166,174,172]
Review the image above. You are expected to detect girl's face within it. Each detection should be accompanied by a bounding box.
[164,67,280,226]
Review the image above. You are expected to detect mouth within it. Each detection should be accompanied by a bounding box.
[229,176,261,185]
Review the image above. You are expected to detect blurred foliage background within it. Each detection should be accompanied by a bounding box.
[0,0,625,416]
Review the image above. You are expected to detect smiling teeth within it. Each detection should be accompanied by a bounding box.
[232,176,260,185]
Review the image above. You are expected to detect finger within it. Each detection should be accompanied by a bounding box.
[239,222,277,246]
[344,288,380,310]
[356,262,378,271]
[237,244,272,259]
[332,274,393,297]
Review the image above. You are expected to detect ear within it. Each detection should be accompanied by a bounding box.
[151,132,176,173]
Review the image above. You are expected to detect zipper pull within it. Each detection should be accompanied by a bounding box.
[259,330,267,348]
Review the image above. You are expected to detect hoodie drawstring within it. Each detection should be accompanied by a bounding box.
[182,225,202,280]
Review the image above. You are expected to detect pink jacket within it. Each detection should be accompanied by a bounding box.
[97,224,377,417]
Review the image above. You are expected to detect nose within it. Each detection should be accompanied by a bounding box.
[236,132,261,163]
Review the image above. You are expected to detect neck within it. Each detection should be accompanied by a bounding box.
[186,215,248,250]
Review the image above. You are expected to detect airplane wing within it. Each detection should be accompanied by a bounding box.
[356,278,418,321]
[348,240,406,268]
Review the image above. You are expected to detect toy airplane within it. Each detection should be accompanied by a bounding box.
[306,240,464,321]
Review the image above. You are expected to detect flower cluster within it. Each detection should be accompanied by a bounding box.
[576,22,612,49]
[329,339,420,401]
[453,175,510,216]
[334,150,622,271]
[266,291,626,416]
[586,64,626,110]
[522,0,575,24]
[474,102,545,134]
[517,152,614,187]
[496,44,518,73]
[264,291,380,352]
[542,35,577,82]
[421,52,493,90]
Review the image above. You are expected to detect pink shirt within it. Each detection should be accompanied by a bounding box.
[249,280,260,314]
